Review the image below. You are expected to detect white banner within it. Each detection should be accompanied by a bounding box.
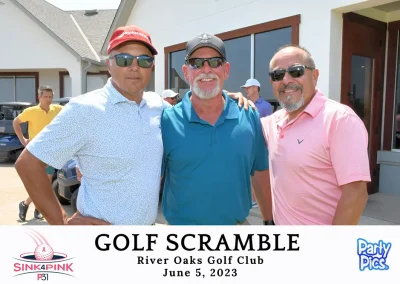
[0,226,398,283]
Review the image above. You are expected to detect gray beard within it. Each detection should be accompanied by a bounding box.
[192,83,221,100]
[279,94,304,113]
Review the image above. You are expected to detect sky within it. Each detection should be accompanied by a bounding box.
[45,0,121,11]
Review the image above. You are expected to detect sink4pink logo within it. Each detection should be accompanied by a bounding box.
[13,229,74,280]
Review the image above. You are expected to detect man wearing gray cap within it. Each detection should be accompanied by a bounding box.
[161,33,273,225]
[241,78,273,118]
[161,89,179,105]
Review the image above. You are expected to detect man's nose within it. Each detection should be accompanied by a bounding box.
[128,58,140,71]
[281,71,294,84]
[201,61,213,72]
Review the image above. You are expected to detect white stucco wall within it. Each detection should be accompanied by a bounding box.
[38,70,63,99]
[124,0,399,101]
[0,0,83,96]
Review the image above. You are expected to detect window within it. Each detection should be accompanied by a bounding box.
[87,74,109,92]
[255,27,292,101]
[165,16,299,103]
[0,75,37,103]
[60,71,111,97]
[63,75,72,97]
[223,36,251,95]
[0,77,14,102]
[169,50,189,99]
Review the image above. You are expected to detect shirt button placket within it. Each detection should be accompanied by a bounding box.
[212,127,217,144]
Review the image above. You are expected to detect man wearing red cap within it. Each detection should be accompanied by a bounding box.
[15,26,252,225]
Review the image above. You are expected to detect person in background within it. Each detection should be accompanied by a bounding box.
[241,78,273,118]
[241,78,273,208]
[13,85,63,221]
[161,89,179,106]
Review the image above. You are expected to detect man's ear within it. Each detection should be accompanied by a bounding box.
[182,64,189,82]
[224,62,230,80]
[312,68,319,88]
[106,59,111,72]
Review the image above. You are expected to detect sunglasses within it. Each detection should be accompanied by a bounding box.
[110,53,154,68]
[269,65,314,82]
[186,57,225,69]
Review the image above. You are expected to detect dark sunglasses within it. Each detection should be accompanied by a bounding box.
[186,57,225,69]
[269,65,314,82]
[110,53,154,68]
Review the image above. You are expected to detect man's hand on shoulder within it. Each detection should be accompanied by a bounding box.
[224,90,256,110]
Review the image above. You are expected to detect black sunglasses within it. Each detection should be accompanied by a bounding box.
[110,53,154,68]
[269,65,314,82]
[186,57,225,69]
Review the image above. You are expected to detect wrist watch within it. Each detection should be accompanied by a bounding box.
[263,220,275,225]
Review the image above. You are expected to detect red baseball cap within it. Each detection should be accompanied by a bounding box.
[107,25,158,55]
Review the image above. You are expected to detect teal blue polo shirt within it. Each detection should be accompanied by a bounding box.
[161,91,269,225]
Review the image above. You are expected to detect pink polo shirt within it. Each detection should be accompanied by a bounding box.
[261,90,371,225]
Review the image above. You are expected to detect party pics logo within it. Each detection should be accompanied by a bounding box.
[13,229,74,280]
[357,238,391,271]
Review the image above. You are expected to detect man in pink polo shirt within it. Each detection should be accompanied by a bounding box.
[261,45,370,225]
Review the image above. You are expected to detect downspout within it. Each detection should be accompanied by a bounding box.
[82,61,92,93]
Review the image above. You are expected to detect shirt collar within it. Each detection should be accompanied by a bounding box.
[35,104,56,112]
[302,90,326,118]
[275,89,326,126]
[182,90,239,123]
[105,78,147,108]
[255,97,264,104]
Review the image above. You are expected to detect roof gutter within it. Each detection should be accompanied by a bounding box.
[70,14,101,62]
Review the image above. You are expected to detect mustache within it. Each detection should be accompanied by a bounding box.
[279,84,303,92]
[195,73,219,82]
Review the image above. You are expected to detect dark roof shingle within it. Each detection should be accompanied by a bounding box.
[14,0,117,62]
[69,9,117,54]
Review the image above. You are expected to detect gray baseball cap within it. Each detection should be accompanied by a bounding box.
[185,33,226,61]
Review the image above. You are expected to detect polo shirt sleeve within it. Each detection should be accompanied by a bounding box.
[26,100,90,170]
[329,113,371,186]
[17,107,33,123]
[251,111,269,174]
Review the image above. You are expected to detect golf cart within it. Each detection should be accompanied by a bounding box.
[52,97,73,106]
[57,159,79,212]
[0,102,33,162]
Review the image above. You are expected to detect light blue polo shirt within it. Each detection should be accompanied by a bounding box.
[161,91,269,225]
[27,78,169,225]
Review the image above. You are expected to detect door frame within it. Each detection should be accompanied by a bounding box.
[341,12,387,194]
[383,21,400,151]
